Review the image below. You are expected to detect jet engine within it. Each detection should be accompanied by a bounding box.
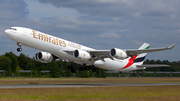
[110,48,128,59]
[35,52,55,63]
[73,49,91,60]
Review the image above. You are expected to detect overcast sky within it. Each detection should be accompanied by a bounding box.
[0,0,179,61]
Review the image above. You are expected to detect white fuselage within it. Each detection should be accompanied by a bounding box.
[5,27,144,71]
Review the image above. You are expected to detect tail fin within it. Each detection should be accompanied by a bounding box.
[133,43,150,64]
[120,43,150,70]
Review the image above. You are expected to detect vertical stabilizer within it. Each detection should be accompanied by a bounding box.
[120,43,150,70]
[133,43,150,65]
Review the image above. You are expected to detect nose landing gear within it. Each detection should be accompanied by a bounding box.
[17,42,22,52]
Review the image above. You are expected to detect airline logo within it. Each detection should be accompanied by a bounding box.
[32,30,66,47]
[120,55,138,70]
[120,45,150,70]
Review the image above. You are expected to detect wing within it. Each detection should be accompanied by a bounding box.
[87,50,114,61]
[63,44,175,61]
[63,50,113,61]
[125,44,175,56]
[88,44,175,59]
[63,50,74,56]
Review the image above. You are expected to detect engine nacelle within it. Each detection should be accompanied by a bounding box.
[110,48,128,59]
[73,49,91,60]
[35,52,54,63]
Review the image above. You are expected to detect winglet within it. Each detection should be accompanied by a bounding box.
[168,44,176,49]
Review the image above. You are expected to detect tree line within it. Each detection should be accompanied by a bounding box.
[144,59,180,72]
[0,52,179,78]
[0,52,106,78]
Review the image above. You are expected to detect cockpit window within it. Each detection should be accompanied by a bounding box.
[9,28,17,31]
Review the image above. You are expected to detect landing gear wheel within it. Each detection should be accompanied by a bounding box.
[17,48,22,52]
[67,66,71,70]
[16,42,22,52]
[71,69,77,73]
[79,67,84,71]
[92,67,99,73]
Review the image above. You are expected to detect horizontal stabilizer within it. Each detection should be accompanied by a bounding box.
[136,64,170,68]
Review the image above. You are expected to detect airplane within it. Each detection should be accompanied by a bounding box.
[5,27,175,73]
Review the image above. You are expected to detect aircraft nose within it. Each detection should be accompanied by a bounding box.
[4,29,13,38]
[5,29,10,35]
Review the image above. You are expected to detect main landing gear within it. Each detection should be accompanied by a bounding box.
[67,63,77,73]
[17,42,22,52]
[68,64,99,73]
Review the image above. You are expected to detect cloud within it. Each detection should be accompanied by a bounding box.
[0,0,28,37]
[37,0,179,17]
[24,0,83,18]
[0,0,179,61]
[0,0,28,20]
[98,32,120,38]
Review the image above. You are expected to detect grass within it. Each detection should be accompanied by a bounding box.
[0,77,180,84]
[0,77,180,100]
[0,86,180,101]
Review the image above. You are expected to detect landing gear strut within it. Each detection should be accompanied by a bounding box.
[17,42,22,52]
[68,63,77,73]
